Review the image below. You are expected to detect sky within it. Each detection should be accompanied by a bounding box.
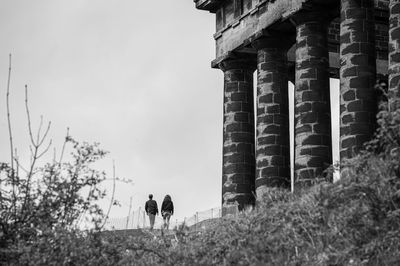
[0,0,340,223]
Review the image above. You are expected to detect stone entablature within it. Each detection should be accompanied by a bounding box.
[198,0,389,76]
[213,0,309,60]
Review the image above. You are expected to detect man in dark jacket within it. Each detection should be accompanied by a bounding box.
[145,194,158,230]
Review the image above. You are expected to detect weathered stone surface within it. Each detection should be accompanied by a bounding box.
[294,13,332,187]
[389,0,400,110]
[253,37,290,196]
[340,0,376,159]
[213,0,307,58]
[219,57,256,214]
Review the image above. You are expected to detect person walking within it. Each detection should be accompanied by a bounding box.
[145,194,158,230]
[161,195,174,230]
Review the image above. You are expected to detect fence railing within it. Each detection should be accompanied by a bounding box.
[103,207,222,231]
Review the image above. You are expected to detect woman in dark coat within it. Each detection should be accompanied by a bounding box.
[161,195,174,230]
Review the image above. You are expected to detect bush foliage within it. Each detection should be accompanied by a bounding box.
[0,137,109,264]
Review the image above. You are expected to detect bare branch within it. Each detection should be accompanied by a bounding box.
[38,121,51,147]
[14,157,29,174]
[14,148,19,177]
[37,139,53,159]
[29,145,34,164]
[36,115,43,144]
[5,54,18,217]
[25,85,35,146]
[99,160,116,230]
[6,54,14,172]
[58,127,69,164]
[26,145,38,192]
[22,83,53,218]
[25,85,52,148]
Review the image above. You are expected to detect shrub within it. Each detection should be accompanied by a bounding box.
[1,58,111,264]
[0,136,109,264]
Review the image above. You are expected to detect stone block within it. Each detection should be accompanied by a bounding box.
[261,167,279,177]
[263,125,281,135]
[226,122,241,132]
[225,82,238,92]
[342,90,356,101]
[257,114,274,124]
[296,124,312,134]
[311,146,330,157]
[266,105,280,113]
[237,143,253,153]
[302,134,322,145]
[349,122,372,134]
[342,113,354,124]
[257,135,275,146]
[300,112,318,124]
[231,92,247,102]
[234,112,249,122]
[226,102,242,112]
[299,68,317,79]
[295,102,312,113]
[346,99,364,112]
[259,94,273,103]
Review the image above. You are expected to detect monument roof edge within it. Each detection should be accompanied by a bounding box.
[194,0,224,13]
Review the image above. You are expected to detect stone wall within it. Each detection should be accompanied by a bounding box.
[328,10,389,61]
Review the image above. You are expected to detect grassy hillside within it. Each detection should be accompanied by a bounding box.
[120,154,400,265]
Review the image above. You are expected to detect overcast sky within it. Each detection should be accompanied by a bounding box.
[0,0,340,223]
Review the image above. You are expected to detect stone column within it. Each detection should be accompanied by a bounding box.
[253,37,290,197]
[340,0,376,159]
[219,57,256,215]
[389,0,400,110]
[294,14,332,188]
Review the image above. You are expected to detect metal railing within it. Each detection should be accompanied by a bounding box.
[103,207,222,231]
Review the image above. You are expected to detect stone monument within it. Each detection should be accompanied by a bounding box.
[194,0,400,216]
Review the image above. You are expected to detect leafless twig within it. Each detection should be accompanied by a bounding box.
[37,139,53,159]
[25,85,35,147]
[6,54,14,173]
[25,85,52,149]
[59,127,69,164]
[14,148,19,178]
[5,54,18,216]
[99,160,117,230]
[14,157,29,175]
[21,84,52,220]
[36,115,44,144]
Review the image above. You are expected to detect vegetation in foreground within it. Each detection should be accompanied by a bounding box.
[2,81,400,265]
